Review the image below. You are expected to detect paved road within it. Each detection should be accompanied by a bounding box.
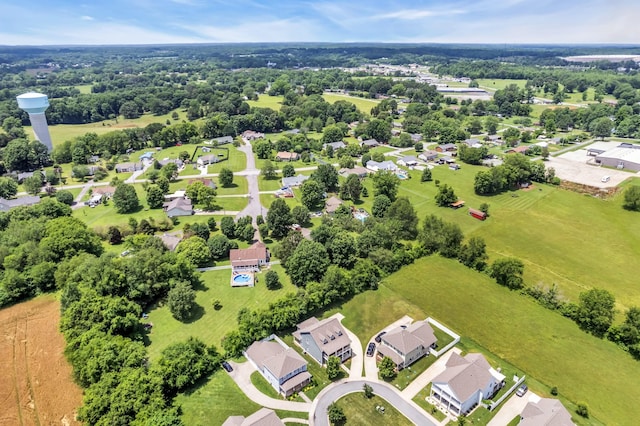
[310,380,436,426]
[235,141,264,229]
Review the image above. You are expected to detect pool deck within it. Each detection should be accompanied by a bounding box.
[230,271,255,287]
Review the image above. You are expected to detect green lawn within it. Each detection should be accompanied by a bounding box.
[247,95,285,111]
[322,93,380,115]
[412,384,447,422]
[477,79,528,91]
[335,393,412,426]
[250,371,281,399]
[207,147,247,173]
[213,195,249,212]
[384,353,438,390]
[170,176,249,196]
[258,176,285,192]
[336,256,632,424]
[146,264,297,360]
[178,166,202,177]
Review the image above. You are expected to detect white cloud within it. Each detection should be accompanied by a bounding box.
[371,8,466,21]
[186,19,323,42]
[81,15,94,21]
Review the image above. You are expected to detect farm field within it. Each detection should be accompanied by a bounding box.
[336,256,635,424]
[0,295,82,426]
[322,93,380,114]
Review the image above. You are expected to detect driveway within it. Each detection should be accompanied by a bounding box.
[487,392,539,426]
[330,313,363,379]
[401,347,461,399]
[235,141,265,229]
[226,360,311,412]
[364,315,413,380]
[310,380,437,426]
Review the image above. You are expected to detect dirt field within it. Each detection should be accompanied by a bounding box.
[0,296,82,426]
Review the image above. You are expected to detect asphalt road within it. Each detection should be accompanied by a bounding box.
[311,380,436,426]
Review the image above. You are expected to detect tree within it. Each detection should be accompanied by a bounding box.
[490,258,525,289]
[23,175,43,195]
[367,118,392,143]
[326,355,342,380]
[119,101,140,119]
[379,356,397,380]
[338,155,355,169]
[340,174,363,202]
[157,176,170,194]
[322,125,345,143]
[327,403,346,426]
[113,183,140,213]
[421,167,432,182]
[312,164,339,192]
[207,217,217,231]
[146,185,164,209]
[4,138,34,171]
[0,177,18,198]
[189,222,211,241]
[167,281,197,321]
[207,234,232,260]
[435,184,457,207]
[220,216,236,239]
[327,233,356,268]
[484,116,499,135]
[623,186,640,211]
[285,240,330,287]
[591,117,613,140]
[239,224,255,242]
[282,164,295,178]
[219,168,234,187]
[55,190,74,205]
[458,237,488,271]
[107,226,123,244]
[253,140,272,159]
[265,270,281,290]
[577,288,616,337]
[161,163,178,181]
[266,198,293,239]
[291,205,310,225]
[363,383,374,399]
[386,197,418,240]
[372,194,391,218]
[176,236,211,267]
[371,171,400,201]
[300,179,324,210]
[479,203,490,216]
[261,160,277,180]
[198,186,217,210]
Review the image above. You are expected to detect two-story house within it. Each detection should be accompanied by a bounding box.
[293,317,352,365]
[430,352,505,416]
[245,337,311,397]
[520,398,575,426]
[377,320,437,370]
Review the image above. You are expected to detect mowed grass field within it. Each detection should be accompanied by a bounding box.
[336,393,413,426]
[322,93,380,115]
[246,95,285,111]
[337,256,637,424]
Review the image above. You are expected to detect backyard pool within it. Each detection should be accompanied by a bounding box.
[231,272,255,287]
[396,172,408,179]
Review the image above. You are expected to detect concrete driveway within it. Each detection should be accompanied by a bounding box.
[330,313,363,379]
[226,360,311,412]
[310,380,437,426]
[487,392,539,426]
[364,315,413,380]
[401,348,461,400]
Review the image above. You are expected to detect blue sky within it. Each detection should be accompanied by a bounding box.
[0,0,638,45]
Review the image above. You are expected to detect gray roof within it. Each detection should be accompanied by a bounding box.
[361,139,379,147]
[432,352,494,402]
[399,155,418,164]
[0,196,41,211]
[282,174,310,187]
[158,233,182,251]
[438,143,457,150]
[163,197,192,211]
[366,160,397,171]
[520,398,575,426]
[323,141,346,150]
[382,320,436,356]
[222,408,285,426]
[419,150,439,159]
[293,317,351,358]
[325,196,344,214]
[246,340,307,380]
[214,136,234,144]
[339,166,369,176]
[198,154,219,163]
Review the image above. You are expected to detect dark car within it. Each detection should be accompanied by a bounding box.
[222,361,233,372]
[374,331,386,343]
[366,342,376,357]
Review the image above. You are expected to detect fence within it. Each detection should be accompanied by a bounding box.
[489,375,526,411]
[427,317,460,358]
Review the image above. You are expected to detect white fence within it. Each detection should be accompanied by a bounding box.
[489,375,526,411]
[427,317,460,357]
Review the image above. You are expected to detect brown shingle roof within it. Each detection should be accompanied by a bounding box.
[246,341,307,379]
[325,196,344,214]
[92,185,116,196]
[230,241,268,266]
[520,398,575,426]
[222,408,285,426]
[382,320,437,355]
[432,352,494,402]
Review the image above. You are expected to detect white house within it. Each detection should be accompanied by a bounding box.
[397,155,419,167]
[230,241,270,273]
[430,352,505,416]
[418,150,439,162]
[282,174,310,188]
[197,154,219,166]
[377,320,437,370]
[366,160,398,172]
[245,336,311,397]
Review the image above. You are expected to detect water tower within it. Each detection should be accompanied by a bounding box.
[16,92,53,152]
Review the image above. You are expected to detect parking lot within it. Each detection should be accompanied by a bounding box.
[549,143,638,188]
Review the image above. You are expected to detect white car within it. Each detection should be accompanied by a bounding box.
[601,176,611,183]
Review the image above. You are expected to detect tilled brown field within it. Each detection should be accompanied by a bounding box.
[0,296,82,426]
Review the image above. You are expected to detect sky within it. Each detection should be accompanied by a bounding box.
[0,0,639,45]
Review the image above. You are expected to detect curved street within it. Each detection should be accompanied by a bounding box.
[309,380,436,426]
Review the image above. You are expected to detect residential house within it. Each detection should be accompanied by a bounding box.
[92,185,116,198]
[324,196,344,215]
[338,166,369,178]
[520,398,575,426]
[288,128,301,135]
[158,158,184,168]
[188,178,217,189]
[222,408,285,426]
[158,233,182,251]
[430,352,505,416]
[164,190,186,200]
[211,135,234,145]
[418,150,439,162]
[323,141,346,151]
[115,162,142,173]
[486,135,503,145]
[410,133,423,142]
[463,139,483,148]
[230,241,270,273]
[377,320,437,370]
[0,196,41,212]
[397,155,419,167]
[87,194,103,207]
[245,336,312,397]
[72,166,101,178]
[436,143,457,152]
[139,152,154,161]
[242,130,265,141]
[197,154,219,166]
[276,152,299,162]
[293,317,352,365]
[391,129,401,137]
[163,197,193,218]
[365,160,398,172]
[282,174,309,188]
[16,171,34,183]
[360,139,379,148]
[506,146,529,155]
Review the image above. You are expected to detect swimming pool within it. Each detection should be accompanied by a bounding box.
[233,274,252,284]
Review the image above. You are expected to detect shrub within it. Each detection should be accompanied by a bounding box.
[576,402,589,418]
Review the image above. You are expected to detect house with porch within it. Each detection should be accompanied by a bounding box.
[245,336,312,397]
[397,155,419,167]
[230,241,270,273]
[418,150,439,162]
[377,320,437,370]
[293,317,352,365]
[360,139,379,148]
[324,196,344,215]
[430,352,505,416]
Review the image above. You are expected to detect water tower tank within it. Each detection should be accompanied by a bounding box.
[16,92,53,152]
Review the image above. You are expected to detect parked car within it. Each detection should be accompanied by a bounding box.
[222,361,233,372]
[601,175,611,183]
[366,342,376,357]
[374,331,386,343]
[516,384,528,397]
